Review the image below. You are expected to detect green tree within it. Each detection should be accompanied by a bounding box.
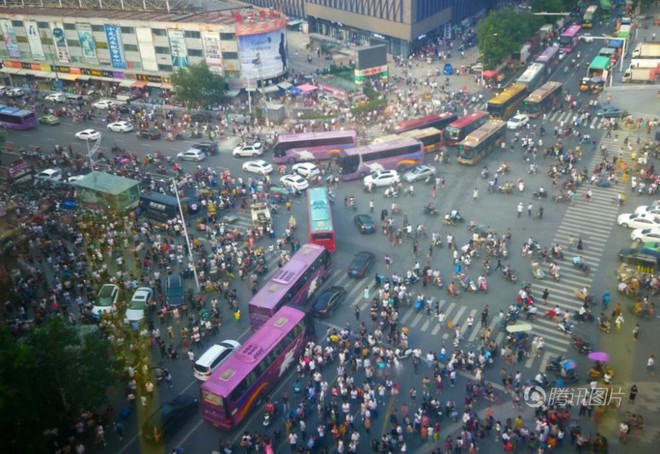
[0,319,120,453]
[530,0,566,13]
[170,62,225,109]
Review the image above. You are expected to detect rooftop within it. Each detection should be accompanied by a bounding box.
[73,171,138,195]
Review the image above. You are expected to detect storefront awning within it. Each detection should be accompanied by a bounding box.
[277,82,292,90]
[0,67,22,74]
[146,82,161,88]
[263,85,281,94]
[58,74,80,81]
[119,80,134,88]
[132,80,147,88]
[161,83,173,90]
[77,75,91,81]
[297,83,318,93]
[89,76,116,82]
[20,70,55,79]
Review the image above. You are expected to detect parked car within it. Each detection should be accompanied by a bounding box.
[177,149,207,161]
[631,227,660,243]
[125,287,154,325]
[75,129,101,141]
[39,114,60,125]
[166,274,184,307]
[93,99,117,109]
[137,128,162,140]
[280,174,309,191]
[292,162,321,178]
[348,251,376,278]
[363,170,400,188]
[141,394,199,443]
[311,286,347,317]
[232,142,263,157]
[6,87,25,98]
[243,160,274,175]
[403,165,436,183]
[45,92,66,102]
[107,121,134,133]
[193,340,241,381]
[92,284,119,319]
[354,214,376,234]
[617,213,660,229]
[35,168,63,182]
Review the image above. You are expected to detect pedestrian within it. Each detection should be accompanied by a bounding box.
[285,200,292,211]
[647,355,655,374]
[354,306,360,321]
[577,238,583,250]
[473,187,479,201]
[542,288,549,305]
[233,308,241,323]
[517,202,523,218]
[114,420,124,441]
[363,286,370,301]
[527,203,533,217]
[95,424,107,447]
[369,199,374,213]
[615,313,624,331]
[384,254,392,269]
[632,323,640,340]
[629,384,638,403]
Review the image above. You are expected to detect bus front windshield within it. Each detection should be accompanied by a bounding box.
[337,153,359,174]
[524,103,540,115]
[445,126,460,140]
[559,35,573,46]
[458,146,476,160]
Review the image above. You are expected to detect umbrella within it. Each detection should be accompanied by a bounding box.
[561,359,577,371]
[588,352,610,362]
[506,323,532,333]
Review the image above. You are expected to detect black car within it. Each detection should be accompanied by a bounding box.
[191,112,214,123]
[166,274,184,307]
[354,214,376,234]
[348,251,376,278]
[311,286,347,317]
[192,141,219,156]
[141,394,199,443]
[137,128,162,140]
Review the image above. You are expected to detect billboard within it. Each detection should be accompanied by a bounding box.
[238,28,288,81]
[50,22,70,64]
[168,29,189,68]
[202,32,223,74]
[1,19,21,59]
[356,45,387,70]
[105,24,127,69]
[136,27,158,72]
[77,23,98,65]
[24,21,45,61]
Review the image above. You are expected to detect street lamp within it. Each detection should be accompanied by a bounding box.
[171,178,200,292]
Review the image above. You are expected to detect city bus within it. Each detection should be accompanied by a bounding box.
[272,130,357,164]
[337,138,424,181]
[201,306,312,429]
[247,243,331,329]
[456,120,507,165]
[307,187,335,253]
[516,63,546,91]
[535,46,561,74]
[559,25,582,53]
[393,112,458,133]
[444,111,489,146]
[522,81,563,119]
[372,127,442,153]
[582,5,599,29]
[486,84,529,120]
[0,106,38,130]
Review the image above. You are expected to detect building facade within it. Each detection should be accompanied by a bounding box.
[0,6,289,90]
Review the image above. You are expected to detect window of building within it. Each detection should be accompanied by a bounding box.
[152,28,167,36]
[124,44,139,52]
[184,30,200,39]
[37,22,49,29]
[121,27,135,34]
[220,33,235,40]
[158,64,173,72]
[12,21,23,27]
[223,52,238,59]
[16,36,28,43]
[155,46,170,54]
[63,23,76,30]
[67,40,79,47]
[96,41,108,49]
[91,25,104,32]
[188,49,203,57]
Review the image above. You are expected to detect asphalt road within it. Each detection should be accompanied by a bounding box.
[6,14,660,454]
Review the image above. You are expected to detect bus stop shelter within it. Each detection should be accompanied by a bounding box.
[72,171,140,212]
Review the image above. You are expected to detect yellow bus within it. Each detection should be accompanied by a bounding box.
[486,84,529,120]
[373,127,443,153]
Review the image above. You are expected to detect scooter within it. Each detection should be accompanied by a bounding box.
[501,268,518,283]
[533,372,551,389]
[395,348,413,359]
[263,402,278,427]
[518,179,525,192]
[571,335,593,354]
[572,310,594,322]
[424,206,439,215]
[384,188,399,198]
[557,320,574,334]
[572,258,589,275]
[533,189,548,199]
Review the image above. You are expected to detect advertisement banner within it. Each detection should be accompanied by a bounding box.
[238,28,288,80]
[105,24,127,69]
[202,32,223,74]
[77,23,98,65]
[50,22,70,64]
[24,21,45,61]
[167,29,189,68]
[135,27,158,72]
[1,19,21,59]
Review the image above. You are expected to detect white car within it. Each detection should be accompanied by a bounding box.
[280,174,309,191]
[242,159,273,175]
[125,287,154,324]
[403,165,436,183]
[35,168,63,182]
[558,50,567,61]
[67,175,85,184]
[75,129,101,141]
[45,92,66,102]
[232,142,263,157]
[634,205,660,216]
[107,121,134,133]
[292,162,321,178]
[6,87,25,98]
[581,33,594,43]
[193,340,241,381]
[617,213,660,229]
[177,149,207,161]
[363,170,400,188]
[92,99,117,109]
[507,114,529,130]
[631,227,660,243]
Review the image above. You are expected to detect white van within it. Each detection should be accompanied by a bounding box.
[193,340,240,381]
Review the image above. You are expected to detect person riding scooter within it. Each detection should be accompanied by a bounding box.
[424,203,438,215]
[572,255,588,272]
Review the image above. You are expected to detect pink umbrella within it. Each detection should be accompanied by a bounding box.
[588,352,610,362]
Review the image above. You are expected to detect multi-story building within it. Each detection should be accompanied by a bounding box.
[243,0,495,56]
[0,5,290,91]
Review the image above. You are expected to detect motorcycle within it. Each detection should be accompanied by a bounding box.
[533,189,548,199]
[498,182,514,194]
[424,205,439,215]
[480,167,490,179]
[263,402,278,427]
[533,372,551,389]
[557,320,574,334]
[553,193,572,203]
[571,335,593,354]
[572,310,594,323]
[518,179,525,192]
[384,188,399,198]
[395,348,413,359]
[572,258,589,275]
[501,268,518,283]
[487,179,497,193]
[497,162,511,174]
[531,263,546,280]
[404,273,420,286]
[477,277,488,293]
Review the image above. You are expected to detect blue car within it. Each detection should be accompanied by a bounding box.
[443,63,454,75]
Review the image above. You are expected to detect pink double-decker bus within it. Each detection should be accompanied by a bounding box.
[201,306,312,429]
[560,25,582,53]
[248,243,331,329]
[272,130,357,164]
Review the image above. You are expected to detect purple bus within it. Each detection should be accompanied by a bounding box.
[201,306,311,429]
[560,25,582,53]
[248,243,331,329]
[336,138,424,181]
[272,130,357,164]
[0,105,38,130]
[534,46,561,74]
